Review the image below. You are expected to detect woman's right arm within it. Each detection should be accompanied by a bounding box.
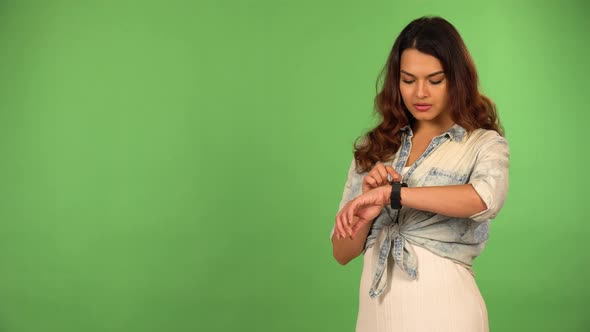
[331,161,399,265]
[331,222,372,265]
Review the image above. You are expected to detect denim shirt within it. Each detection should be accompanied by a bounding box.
[332,124,510,299]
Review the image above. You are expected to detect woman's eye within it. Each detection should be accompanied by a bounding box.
[430,79,443,85]
[402,80,414,84]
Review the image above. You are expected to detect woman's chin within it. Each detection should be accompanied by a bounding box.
[411,112,436,122]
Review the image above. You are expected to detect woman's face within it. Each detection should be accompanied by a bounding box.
[399,48,451,127]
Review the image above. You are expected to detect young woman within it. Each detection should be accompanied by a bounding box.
[331,16,509,332]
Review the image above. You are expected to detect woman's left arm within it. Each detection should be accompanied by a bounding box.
[398,184,487,218]
[340,136,510,238]
[400,136,510,220]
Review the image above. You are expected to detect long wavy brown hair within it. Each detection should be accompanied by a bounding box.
[354,16,504,173]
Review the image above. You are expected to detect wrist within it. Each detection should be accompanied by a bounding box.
[400,187,407,207]
[381,185,392,205]
[389,181,408,209]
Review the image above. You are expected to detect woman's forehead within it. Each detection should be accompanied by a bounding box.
[400,49,444,76]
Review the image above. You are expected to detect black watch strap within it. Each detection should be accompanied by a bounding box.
[390,181,408,210]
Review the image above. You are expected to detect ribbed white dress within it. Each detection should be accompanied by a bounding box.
[355,167,489,332]
[356,242,489,332]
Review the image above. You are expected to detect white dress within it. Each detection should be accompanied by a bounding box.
[355,167,489,332]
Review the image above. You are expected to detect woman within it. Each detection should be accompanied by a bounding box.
[331,16,509,332]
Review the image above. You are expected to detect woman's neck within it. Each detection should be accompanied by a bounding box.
[413,119,455,138]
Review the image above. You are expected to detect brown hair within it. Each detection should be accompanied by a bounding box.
[354,16,503,173]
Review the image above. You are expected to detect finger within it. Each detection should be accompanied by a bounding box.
[364,175,377,188]
[338,221,346,239]
[347,215,357,238]
[345,207,354,235]
[340,208,349,239]
[338,209,350,240]
[369,162,384,185]
[385,165,402,182]
[346,200,358,229]
[335,211,346,239]
[346,223,353,239]
[375,164,389,185]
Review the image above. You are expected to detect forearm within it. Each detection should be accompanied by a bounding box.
[331,221,372,265]
[390,184,487,218]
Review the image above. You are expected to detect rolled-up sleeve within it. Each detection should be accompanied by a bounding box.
[468,136,510,222]
[330,158,363,238]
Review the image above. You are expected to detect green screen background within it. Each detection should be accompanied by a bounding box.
[0,0,588,331]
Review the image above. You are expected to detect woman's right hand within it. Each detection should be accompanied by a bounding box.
[335,185,390,239]
[362,162,402,194]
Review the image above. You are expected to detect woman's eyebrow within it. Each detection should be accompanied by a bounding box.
[400,70,445,78]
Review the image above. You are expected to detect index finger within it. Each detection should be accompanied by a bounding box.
[385,165,402,182]
[372,163,389,184]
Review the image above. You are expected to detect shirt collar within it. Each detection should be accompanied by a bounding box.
[400,123,466,142]
[446,123,466,142]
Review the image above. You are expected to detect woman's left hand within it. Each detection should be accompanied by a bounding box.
[362,162,401,194]
[335,186,389,239]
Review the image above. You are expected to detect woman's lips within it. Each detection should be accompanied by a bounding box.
[414,104,432,111]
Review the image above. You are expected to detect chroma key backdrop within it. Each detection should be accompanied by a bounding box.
[0,0,588,331]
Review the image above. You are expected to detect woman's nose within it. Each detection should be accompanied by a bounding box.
[416,81,429,98]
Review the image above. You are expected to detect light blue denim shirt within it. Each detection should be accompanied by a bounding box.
[332,124,510,299]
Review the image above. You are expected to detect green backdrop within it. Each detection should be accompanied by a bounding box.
[0,0,588,331]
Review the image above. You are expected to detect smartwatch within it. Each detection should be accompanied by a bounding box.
[390,181,408,210]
